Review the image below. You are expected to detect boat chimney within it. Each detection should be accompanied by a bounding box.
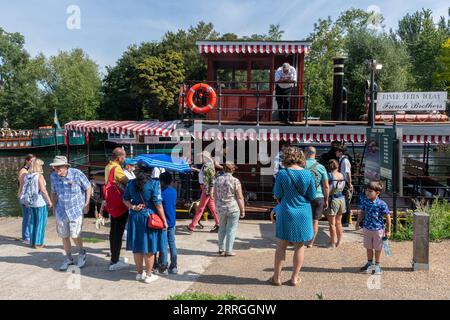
[332,57,346,121]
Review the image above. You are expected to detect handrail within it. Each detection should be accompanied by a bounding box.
[181,80,310,125]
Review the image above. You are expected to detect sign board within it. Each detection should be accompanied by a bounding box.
[365,127,402,193]
[377,92,448,112]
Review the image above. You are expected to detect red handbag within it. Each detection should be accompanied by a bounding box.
[140,193,164,230]
[103,167,128,218]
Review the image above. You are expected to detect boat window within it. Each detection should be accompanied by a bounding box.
[251,60,271,91]
[214,61,247,90]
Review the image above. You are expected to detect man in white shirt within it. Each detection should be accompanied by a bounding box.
[274,62,297,124]
[335,146,353,227]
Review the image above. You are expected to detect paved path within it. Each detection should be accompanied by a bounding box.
[0,217,448,300]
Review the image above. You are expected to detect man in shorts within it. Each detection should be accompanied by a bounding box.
[50,156,92,271]
[304,147,329,248]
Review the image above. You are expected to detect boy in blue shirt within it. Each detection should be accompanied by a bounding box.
[356,181,391,275]
[157,171,178,274]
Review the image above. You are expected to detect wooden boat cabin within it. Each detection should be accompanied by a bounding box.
[185,40,311,123]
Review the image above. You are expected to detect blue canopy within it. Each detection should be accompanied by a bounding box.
[134,154,192,173]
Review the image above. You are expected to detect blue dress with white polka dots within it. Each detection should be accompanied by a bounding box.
[273,168,317,243]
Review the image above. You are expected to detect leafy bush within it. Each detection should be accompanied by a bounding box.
[393,198,450,242]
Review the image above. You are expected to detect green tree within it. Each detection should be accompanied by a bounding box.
[0,28,48,129]
[43,48,102,124]
[305,9,373,119]
[136,50,185,119]
[397,9,449,90]
[433,39,450,92]
[344,29,414,120]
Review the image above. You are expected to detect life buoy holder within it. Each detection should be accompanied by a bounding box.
[186,83,217,114]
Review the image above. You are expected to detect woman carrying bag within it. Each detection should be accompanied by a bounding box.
[123,161,168,284]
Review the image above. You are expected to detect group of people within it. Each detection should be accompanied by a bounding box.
[16,142,391,287]
[269,145,391,286]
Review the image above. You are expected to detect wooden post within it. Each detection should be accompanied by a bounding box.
[413,211,430,271]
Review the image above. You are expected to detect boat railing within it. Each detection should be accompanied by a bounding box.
[180,80,311,126]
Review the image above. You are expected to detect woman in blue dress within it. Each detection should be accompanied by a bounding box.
[269,147,317,287]
[123,161,168,284]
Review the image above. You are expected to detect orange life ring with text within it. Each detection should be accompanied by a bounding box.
[186,83,217,114]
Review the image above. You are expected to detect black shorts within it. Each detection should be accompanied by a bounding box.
[311,198,325,220]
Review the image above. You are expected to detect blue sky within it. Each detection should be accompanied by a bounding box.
[0,0,448,74]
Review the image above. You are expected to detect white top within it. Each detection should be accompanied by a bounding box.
[339,156,352,182]
[124,170,136,180]
[151,167,166,179]
[275,66,297,89]
[26,173,47,208]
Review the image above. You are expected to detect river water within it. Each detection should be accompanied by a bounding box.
[1,147,449,217]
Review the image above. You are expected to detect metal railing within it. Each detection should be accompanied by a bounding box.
[180,80,311,126]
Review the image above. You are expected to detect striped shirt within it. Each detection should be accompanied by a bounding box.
[51,168,91,221]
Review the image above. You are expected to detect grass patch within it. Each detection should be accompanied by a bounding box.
[82,237,104,244]
[168,292,244,300]
[393,198,450,242]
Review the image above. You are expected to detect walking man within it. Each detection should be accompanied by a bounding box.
[304,147,329,247]
[275,62,297,124]
[50,156,91,271]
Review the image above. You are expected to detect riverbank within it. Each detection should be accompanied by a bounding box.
[0,217,448,300]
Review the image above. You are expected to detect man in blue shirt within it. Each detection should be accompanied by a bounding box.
[157,171,178,274]
[50,156,91,271]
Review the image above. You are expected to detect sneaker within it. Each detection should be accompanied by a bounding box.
[136,271,147,281]
[225,252,236,257]
[109,260,129,271]
[59,258,74,271]
[360,262,374,273]
[77,252,87,269]
[95,218,102,230]
[143,274,159,284]
[158,266,168,275]
[210,225,220,233]
[374,265,383,275]
[168,267,178,274]
[22,239,30,245]
[119,257,129,264]
[152,268,159,274]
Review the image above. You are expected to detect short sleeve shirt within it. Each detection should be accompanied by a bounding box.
[213,173,241,214]
[358,195,390,231]
[51,168,91,221]
[305,159,328,198]
[275,66,297,88]
[124,179,162,214]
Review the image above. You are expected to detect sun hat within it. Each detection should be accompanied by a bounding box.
[49,156,70,167]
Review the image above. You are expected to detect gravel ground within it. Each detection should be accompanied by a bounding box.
[0,217,448,300]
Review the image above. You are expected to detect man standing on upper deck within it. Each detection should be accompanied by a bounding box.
[275,62,297,124]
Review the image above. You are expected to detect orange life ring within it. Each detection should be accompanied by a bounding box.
[186,83,217,114]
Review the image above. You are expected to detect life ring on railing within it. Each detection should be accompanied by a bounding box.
[186,83,217,114]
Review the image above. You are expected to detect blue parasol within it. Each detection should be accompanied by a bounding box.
[134,154,192,173]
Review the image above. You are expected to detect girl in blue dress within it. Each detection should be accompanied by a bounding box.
[269,147,316,287]
[123,161,168,284]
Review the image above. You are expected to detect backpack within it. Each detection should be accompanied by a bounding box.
[103,167,128,218]
[307,162,321,190]
[19,174,39,207]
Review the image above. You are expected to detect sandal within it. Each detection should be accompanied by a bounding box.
[185,226,194,233]
[218,251,225,256]
[268,276,281,286]
[225,252,236,257]
[290,276,302,287]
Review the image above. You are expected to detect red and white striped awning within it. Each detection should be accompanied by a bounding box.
[65,120,181,137]
[197,41,311,55]
[195,130,450,144]
[196,131,366,143]
[402,135,450,144]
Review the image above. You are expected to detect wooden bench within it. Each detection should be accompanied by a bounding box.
[403,158,448,197]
